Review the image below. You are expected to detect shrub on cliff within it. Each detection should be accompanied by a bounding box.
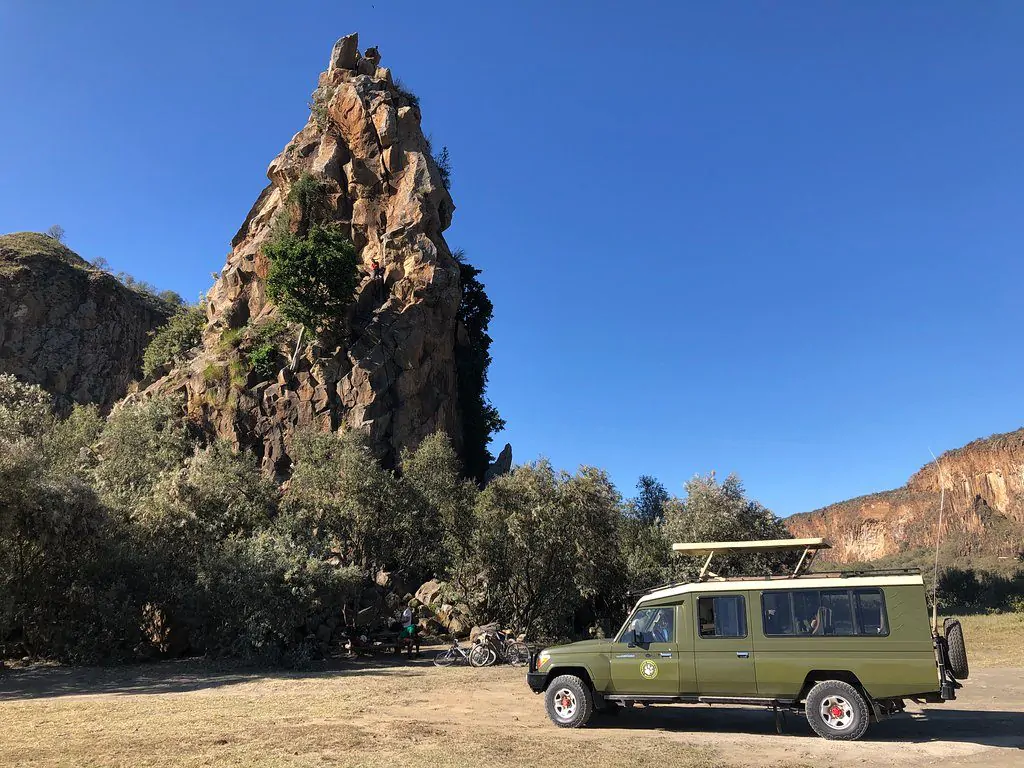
[264,226,360,333]
[142,303,205,378]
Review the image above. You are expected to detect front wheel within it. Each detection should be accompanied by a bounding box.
[469,645,496,667]
[805,680,870,741]
[544,674,594,728]
[505,641,531,667]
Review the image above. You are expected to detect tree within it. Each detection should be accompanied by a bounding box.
[281,429,413,575]
[265,226,360,332]
[472,461,624,637]
[662,473,794,580]
[630,475,669,524]
[400,432,478,577]
[44,225,65,243]
[453,252,504,481]
[93,398,195,516]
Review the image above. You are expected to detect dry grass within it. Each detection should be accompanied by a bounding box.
[1,614,1020,768]
[0,662,727,768]
[957,612,1024,668]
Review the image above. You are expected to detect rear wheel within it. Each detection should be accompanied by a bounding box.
[544,674,594,728]
[433,648,459,667]
[944,619,970,679]
[805,680,870,741]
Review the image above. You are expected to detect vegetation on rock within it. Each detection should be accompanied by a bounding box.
[142,303,205,377]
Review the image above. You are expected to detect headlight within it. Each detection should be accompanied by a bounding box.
[537,650,551,669]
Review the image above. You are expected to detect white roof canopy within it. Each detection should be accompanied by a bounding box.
[671,538,829,555]
[670,538,830,580]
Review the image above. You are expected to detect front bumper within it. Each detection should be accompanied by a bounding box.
[526,671,546,693]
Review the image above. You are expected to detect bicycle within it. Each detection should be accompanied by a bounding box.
[473,627,531,667]
[433,638,496,668]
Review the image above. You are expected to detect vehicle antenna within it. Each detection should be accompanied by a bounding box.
[928,448,946,635]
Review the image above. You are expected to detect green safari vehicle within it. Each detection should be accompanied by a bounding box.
[526,539,969,740]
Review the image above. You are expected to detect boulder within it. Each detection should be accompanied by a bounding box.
[329,33,359,70]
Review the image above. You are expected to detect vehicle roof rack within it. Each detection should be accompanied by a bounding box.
[671,538,830,581]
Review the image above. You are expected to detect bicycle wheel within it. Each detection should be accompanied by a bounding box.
[506,641,531,667]
[434,647,459,667]
[469,645,497,667]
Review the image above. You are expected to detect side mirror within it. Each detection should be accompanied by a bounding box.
[627,629,643,648]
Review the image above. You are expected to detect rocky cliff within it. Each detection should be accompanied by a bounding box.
[140,34,470,473]
[787,429,1024,563]
[0,232,173,411]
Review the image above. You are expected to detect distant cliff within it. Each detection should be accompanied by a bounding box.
[0,232,174,411]
[787,429,1024,563]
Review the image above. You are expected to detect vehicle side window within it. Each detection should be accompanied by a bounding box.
[618,606,675,643]
[762,591,793,635]
[821,590,855,636]
[698,595,747,638]
[762,588,890,637]
[854,588,889,636]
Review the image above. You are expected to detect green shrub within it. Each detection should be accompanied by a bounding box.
[392,77,420,110]
[433,145,452,191]
[247,342,278,380]
[142,304,205,378]
[0,373,53,441]
[264,226,360,332]
[93,398,194,516]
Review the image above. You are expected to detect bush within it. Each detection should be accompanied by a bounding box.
[93,398,195,515]
[0,373,53,441]
[472,461,623,638]
[265,226,360,332]
[188,531,362,663]
[142,304,205,377]
[433,145,452,191]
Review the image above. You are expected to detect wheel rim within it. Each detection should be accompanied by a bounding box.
[552,688,578,720]
[819,695,855,731]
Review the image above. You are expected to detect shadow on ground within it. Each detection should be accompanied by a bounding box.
[591,703,1024,750]
[0,654,435,701]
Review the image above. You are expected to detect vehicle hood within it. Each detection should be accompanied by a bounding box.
[545,639,613,655]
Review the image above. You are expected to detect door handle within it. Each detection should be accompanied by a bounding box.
[736,652,749,659]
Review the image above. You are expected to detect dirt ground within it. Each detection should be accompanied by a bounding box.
[0,651,1021,768]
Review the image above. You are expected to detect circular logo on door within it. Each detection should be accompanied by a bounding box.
[640,660,659,680]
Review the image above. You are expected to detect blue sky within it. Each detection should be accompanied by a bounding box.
[2,2,1022,515]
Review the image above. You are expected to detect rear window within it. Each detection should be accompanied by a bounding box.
[761,588,888,637]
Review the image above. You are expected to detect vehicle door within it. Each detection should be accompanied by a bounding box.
[608,604,681,695]
[693,591,757,695]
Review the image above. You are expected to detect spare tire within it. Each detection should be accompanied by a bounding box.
[944,618,969,679]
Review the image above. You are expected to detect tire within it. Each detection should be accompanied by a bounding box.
[805,680,871,741]
[433,648,459,667]
[505,641,531,667]
[944,618,970,679]
[469,645,496,667]
[544,674,594,728]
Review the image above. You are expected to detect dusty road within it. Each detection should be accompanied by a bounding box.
[0,657,1021,767]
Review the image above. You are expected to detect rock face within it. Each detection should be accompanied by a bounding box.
[143,34,464,472]
[787,429,1024,563]
[0,232,173,411]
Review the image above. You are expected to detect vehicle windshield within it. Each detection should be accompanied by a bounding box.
[616,606,675,643]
